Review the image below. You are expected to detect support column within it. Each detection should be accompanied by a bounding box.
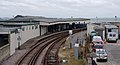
[39,25,41,36]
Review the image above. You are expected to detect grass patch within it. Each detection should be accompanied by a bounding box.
[60,48,86,65]
[67,57,86,65]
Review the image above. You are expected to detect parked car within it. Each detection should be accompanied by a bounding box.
[92,36,103,42]
[89,31,97,42]
[92,36,105,48]
[93,41,103,45]
[96,49,108,62]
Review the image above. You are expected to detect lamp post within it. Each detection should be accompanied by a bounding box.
[96,16,98,23]
[17,29,21,50]
[115,16,117,22]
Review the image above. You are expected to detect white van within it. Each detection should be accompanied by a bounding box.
[107,32,118,42]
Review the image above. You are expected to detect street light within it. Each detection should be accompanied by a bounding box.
[115,16,117,22]
[96,16,98,23]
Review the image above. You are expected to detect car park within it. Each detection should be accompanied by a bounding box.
[96,49,108,62]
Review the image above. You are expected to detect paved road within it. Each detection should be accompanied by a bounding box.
[95,40,120,65]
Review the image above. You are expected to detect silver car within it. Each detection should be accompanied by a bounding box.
[96,49,108,62]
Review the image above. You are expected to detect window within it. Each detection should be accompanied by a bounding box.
[109,34,112,36]
[35,25,38,29]
[96,50,105,54]
[26,26,28,30]
[113,34,116,37]
[95,42,102,44]
[22,28,25,31]
[94,45,103,49]
[29,26,31,30]
[32,26,34,30]
[108,29,111,32]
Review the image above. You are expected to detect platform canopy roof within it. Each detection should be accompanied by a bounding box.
[0,22,38,27]
[93,25,105,30]
[2,15,90,23]
[0,27,19,33]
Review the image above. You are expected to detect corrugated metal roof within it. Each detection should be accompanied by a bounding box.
[8,15,90,23]
[0,22,37,26]
[0,27,18,32]
[94,26,105,30]
[104,25,118,28]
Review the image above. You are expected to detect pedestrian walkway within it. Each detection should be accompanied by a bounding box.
[70,30,86,48]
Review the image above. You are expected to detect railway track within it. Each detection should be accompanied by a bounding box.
[15,28,87,65]
[44,37,67,65]
[16,31,68,65]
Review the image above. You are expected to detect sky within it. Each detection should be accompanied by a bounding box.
[0,0,120,18]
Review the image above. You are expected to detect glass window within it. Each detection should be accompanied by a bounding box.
[112,29,117,32]
[22,28,25,31]
[35,26,38,29]
[94,45,103,49]
[26,26,28,30]
[96,50,105,54]
[29,26,31,30]
[108,29,111,32]
[95,42,102,44]
[109,34,112,36]
[113,34,116,37]
[32,26,34,29]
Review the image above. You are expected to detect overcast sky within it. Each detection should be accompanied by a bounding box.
[0,0,120,18]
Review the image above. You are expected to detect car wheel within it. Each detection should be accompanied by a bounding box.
[115,40,117,43]
[105,59,108,62]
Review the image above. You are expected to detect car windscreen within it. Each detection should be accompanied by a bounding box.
[95,42,102,44]
[96,50,105,54]
[92,37,102,41]
[94,45,103,49]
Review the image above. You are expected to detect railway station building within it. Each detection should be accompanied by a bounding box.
[0,15,90,61]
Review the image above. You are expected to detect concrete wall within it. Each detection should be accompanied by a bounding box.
[9,24,40,55]
[10,33,16,55]
[41,26,47,35]
[21,25,40,45]
[0,44,10,61]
